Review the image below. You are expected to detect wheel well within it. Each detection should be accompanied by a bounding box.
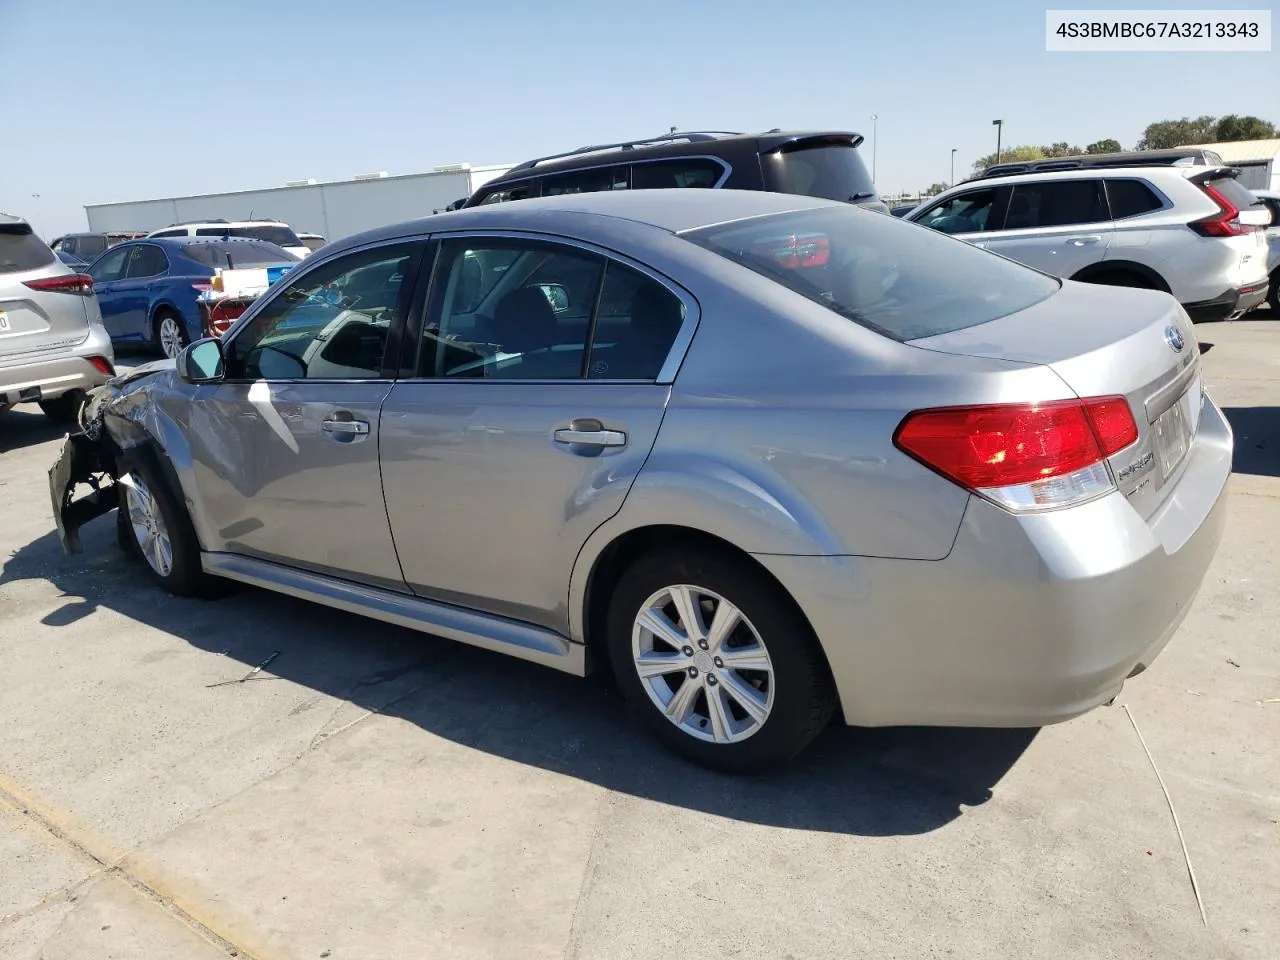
[581,524,835,687]
[1070,261,1170,292]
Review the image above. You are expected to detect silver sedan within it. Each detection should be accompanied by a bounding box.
[50,189,1231,772]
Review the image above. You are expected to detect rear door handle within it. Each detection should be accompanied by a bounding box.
[553,418,626,447]
[1066,235,1102,245]
[321,417,371,441]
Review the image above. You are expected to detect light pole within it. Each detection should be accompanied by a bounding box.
[871,114,878,182]
[992,119,1004,165]
[950,148,956,186]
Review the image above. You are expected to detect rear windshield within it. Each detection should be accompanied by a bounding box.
[0,224,57,274]
[77,236,110,258]
[182,241,298,268]
[194,225,302,247]
[761,141,878,203]
[684,206,1060,342]
[1206,176,1265,212]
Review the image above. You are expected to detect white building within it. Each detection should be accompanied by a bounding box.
[1188,138,1280,191]
[84,163,512,244]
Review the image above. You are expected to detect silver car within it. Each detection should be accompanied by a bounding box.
[50,190,1230,772]
[2,215,115,421]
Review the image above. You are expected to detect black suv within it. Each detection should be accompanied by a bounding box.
[461,130,886,213]
[48,232,144,262]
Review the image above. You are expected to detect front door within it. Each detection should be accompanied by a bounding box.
[981,178,1116,277]
[379,234,691,632]
[189,240,426,590]
[911,184,1003,249]
[86,246,131,338]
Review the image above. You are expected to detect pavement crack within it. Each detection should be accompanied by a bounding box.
[560,790,615,960]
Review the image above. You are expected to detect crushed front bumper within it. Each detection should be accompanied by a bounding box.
[48,431,117,553]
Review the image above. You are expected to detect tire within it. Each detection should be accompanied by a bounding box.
[606,547,837,774]
[117,452,217,598]
[39,390,85,424]
[153,309,189,360]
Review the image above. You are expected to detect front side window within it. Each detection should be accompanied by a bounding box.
[87,245,130,282]
[685,205,1059,342]
[914,189,998,235]
[125,244,168,279]
[1004,180,1108,229]
[228,243,417,380]
[541,166,629,196]
[631,158,724,190]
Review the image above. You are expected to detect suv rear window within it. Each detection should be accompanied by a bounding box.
[684,206,1059,342]
[760,141,878,203]
[0,223,57,274]
[182,241,297,267]
[77,236,110,258]
[1204,176,1265,213]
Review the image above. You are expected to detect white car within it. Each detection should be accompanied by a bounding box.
[145,220,311,260]
[907,165,1270,321]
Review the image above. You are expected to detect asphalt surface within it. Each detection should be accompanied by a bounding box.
[1,319,1278,960]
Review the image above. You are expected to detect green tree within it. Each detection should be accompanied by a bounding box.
[1214,114,1277,141]
[1137,115,1218,149]
[924,182,948,196]
[972,144,1045,173]
[1042,142,1085,158]
[1086,138,1123,154]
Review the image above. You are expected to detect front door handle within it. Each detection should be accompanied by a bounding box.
[553,418,626,447]
[321,417,371,441]
[1066,235,1102,245]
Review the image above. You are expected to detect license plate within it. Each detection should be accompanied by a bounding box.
[0,311,9,332]
[1152,382,1196,480]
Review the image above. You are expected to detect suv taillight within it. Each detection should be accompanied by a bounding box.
[893,397,1138,512]
[1189,183,1256,238]
[24,273,94,296]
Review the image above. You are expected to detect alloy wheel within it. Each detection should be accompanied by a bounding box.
[125,474,174,577]
[158,316,185,359]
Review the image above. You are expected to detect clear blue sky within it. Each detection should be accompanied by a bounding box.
[1,0,1275,237]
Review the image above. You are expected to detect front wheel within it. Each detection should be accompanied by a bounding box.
[607,547,837,773]
[154,310,189,360]
[118,454,218,598]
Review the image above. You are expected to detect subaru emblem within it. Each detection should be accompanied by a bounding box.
[1164,325,1185,353]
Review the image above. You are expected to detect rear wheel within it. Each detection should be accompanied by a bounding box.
[607,547,836,773]
[154,310,188,360]
[39,390,85,424]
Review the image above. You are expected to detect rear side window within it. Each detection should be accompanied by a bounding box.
[1004,180,1108,229]
[760,141,877,202]
[478,182,538,205]
[631,159,723,189]
[684,205,1059,342]
[126,245,169,279]
[0,224,57,274]
[181,241,297,267]
[1105,179,1164,219]
[542,166,629,196]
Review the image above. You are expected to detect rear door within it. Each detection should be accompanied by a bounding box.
[379,233,690,632]
[0,223,89,358]
[86,246,131,338]
[982,178,1116,277]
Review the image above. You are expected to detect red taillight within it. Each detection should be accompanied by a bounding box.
[24,273,94,296]
[191,282,213,293]
[750,233,831,268]
[1189,183,1252,238]
[87,356,115,377]
[894,397,1137,510]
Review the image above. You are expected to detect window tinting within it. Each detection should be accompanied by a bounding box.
[761,142,877,202]
[914,189,998,234]
[631,159,723,190]
[541,166,629,196]
[587,263,685,380]
[87,245,130,283]
[0,225,57,274]
[686,205,1059,342]
[182,241,297,267]
[229,244,415,380]
[126,245,168,279]
[1005,180,1108,229]
[424,240,601,380]
[1105,179,1164,219]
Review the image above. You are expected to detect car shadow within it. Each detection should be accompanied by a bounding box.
[0,406,69,454]
[3,520,1036,838]
[1223,406,1279,478]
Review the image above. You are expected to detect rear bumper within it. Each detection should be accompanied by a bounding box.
[1183,282,1269,322]
[0,328,115,408]
[755,393,1233,729]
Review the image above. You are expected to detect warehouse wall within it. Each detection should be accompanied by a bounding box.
[84,169,491,244]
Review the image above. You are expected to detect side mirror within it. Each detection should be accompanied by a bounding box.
[536,283,570,313]
[177,337,226,384]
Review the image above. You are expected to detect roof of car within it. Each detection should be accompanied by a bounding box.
[327,189,844,257]
[951,165,1214,191]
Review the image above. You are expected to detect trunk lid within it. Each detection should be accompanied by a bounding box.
[0,222,91,360]
[909,280,1202,519]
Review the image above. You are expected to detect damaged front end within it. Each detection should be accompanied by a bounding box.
[47,361,173,553]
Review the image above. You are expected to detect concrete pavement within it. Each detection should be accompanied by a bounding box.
[1,320,1277,959]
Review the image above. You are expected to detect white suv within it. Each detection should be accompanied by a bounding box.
[907,165,1270,321]
[146,220,311,260]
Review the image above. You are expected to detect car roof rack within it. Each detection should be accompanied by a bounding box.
[978,147,1227,180]
[508,130,744,172]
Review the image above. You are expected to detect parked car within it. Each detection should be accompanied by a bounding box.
[978,146,1226,179]
[1,214,114,421]
[298,232,327,253]
[462,129,889,213]
[1252,189,1280,312]
[907,165,1270,321]
[56,249,92,271]
[49,231,146,262]
[145,220,312,260]
[84,237,298,359]
[51,189,1230,772]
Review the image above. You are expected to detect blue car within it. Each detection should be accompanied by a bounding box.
[84,237,298,358]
